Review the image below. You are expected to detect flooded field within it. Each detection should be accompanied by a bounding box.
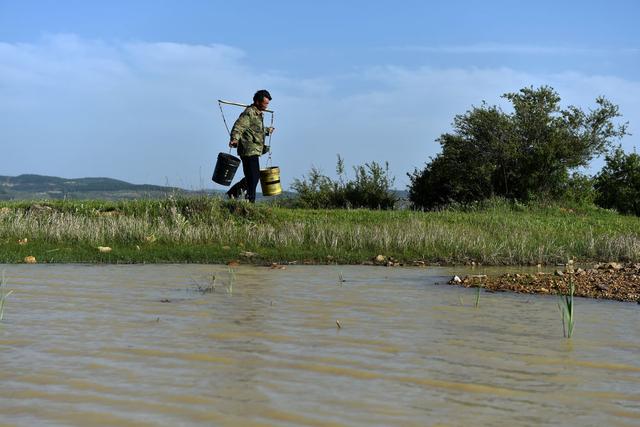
[1,264,639,426]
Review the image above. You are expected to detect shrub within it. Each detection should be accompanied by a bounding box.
[594,148,640,215]
[560,172,597,206]
[290,166,347,209]
[291,156,398,209]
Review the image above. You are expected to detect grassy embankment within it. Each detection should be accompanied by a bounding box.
[0,197,639,265]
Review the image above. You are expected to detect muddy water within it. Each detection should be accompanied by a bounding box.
[0,264,639,427]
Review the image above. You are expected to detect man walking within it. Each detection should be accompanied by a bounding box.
[226,90,275,203]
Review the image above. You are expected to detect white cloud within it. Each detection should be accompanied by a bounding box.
[387,43,640,56]
[1,35,638,190]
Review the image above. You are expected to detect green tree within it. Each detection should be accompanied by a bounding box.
[409,86,628,210]
[594,148,640,215]
[408,105,511,208]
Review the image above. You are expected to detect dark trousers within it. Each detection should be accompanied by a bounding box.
[227,155,260,202]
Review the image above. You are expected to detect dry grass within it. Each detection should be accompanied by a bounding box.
[1,197,639,264]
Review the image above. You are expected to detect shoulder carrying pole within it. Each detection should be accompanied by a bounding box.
[217,99,275,159]
[218,99,274,113]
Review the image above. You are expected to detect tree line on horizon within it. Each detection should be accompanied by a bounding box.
[292,85,640,216]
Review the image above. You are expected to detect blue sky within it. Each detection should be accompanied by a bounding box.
[1,0,638,189]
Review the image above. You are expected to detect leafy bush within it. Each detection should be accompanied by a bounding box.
[594,148,640,215]
[560,172,597,206]
[289,166,347,209]
[344,161,397,209]
[291,156,398,209]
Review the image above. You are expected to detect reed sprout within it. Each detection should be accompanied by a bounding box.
[558,277,576,338]
[191,274,216,294]
[227,267,236,295]
[0,270,14,321]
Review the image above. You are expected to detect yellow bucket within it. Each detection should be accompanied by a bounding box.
[260,166,282,196]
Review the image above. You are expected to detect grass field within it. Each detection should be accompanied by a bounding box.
[1,197,639,265]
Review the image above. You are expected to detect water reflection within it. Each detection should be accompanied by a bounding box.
[0,264,639,426]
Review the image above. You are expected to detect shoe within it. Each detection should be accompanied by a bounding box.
[226,187,246,200]
[226,179,246,200]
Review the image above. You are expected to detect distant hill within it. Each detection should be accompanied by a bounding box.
[0,174,408,204]
[0,174,216,201]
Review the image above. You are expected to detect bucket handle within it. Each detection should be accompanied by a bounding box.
[266,110,274,167]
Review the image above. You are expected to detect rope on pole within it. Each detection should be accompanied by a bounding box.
[217,100,232,136]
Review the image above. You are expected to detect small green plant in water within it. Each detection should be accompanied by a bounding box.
[227,267,236,295]
[475,285,481,308]
[337,271,345,286]
[0,270,14,321]
[558,277,575,338]
[191,274,216,294]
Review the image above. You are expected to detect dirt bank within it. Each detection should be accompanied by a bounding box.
[448,262,640,303]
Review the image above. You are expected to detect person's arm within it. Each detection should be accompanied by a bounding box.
[229,111,251,147]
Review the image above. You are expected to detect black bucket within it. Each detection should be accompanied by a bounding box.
[212,152,241,186]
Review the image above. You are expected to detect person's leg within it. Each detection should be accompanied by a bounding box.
[242,155,260,203]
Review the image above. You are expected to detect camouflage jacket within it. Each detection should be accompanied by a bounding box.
[230,105,268,157]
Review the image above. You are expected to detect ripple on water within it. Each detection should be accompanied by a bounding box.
[0,264,639,426]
